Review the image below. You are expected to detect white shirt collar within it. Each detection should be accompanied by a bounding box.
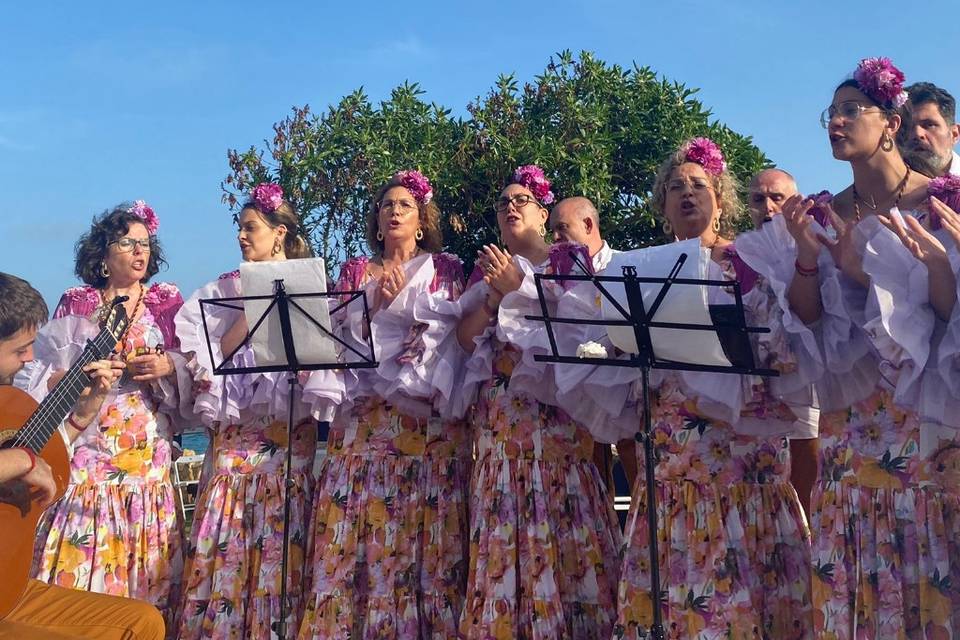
[592,241,616,272]
[949,150,960,177]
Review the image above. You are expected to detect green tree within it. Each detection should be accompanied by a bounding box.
[223,50,769,274]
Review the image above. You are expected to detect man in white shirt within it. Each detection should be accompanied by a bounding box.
[548,197,633,490]
[747,171,820,515]
[900,82,960,178]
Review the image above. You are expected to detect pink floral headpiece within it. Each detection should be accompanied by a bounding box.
[249,183,285,213]
[393,170,433,205]
[128,200,159,235]
[928,174,960,230]
[512,164,555,205]
[682,137,727,176]
[852,57,908,110]
[806,190,833,228]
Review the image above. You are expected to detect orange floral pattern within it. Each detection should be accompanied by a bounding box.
[460,339,621,640]
[813,389,960,639]
[614,379,813,640]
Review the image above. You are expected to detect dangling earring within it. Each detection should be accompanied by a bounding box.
[271,238,282,256]
[100,262,110,278]
[712,216,721,233]
[538,224,547,238]
[881,134,894,152]
[661,220,673,235]
[376,229,384,242]
[415,228,424,241]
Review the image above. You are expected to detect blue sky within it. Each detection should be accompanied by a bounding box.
[2,0,958,307]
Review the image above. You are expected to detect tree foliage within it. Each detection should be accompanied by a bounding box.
[223,50,769,272]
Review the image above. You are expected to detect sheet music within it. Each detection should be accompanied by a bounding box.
[239,258,339,367]
[602,239,731,367]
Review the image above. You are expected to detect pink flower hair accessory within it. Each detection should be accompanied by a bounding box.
[393,170,433,205]
[928,174,960,230]
[512,164,555,205]
[128,200,159,234]
[806,190,833,228]
[682,138,727,176]
[250,183,285,213]
[853,57,908,109]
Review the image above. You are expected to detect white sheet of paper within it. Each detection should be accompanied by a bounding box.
[239,258,339,367]
[602,239,731,366]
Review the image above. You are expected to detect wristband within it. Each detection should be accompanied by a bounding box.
[794,259,819,277]
[17,447,37,475]
[66,413,89,432]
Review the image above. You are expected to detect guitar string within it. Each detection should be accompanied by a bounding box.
[13,336,108,450]
[12,333,109,450]
[12,330,116,451]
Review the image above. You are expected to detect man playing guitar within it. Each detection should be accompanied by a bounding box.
[0,272,164,640]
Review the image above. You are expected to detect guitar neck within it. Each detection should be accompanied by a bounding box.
[11,329,117,453]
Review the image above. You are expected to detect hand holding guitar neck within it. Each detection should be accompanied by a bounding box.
[63,360,125,437]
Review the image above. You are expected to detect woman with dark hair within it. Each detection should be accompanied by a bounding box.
[455,165,621,639]
[174,183,327,640]
[756,57,960,638]
[16,201,189,632]
[298,170,470,639]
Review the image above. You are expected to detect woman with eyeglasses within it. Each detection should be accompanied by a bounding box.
[455,165,621,640]
[173,183,330,640]
[754,57,960,638]
[298,170,471,639]
[16,202,188,631]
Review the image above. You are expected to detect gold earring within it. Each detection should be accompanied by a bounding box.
[376,229,384,242]
[415,228,424,241]
[272,239,282,256]
[712,217,721,233]
[100,262,110,278]
[881,134,894,151]
[661,220,672,235]
[538,224,547,238]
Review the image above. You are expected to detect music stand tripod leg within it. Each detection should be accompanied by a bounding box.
[638,364,666,640]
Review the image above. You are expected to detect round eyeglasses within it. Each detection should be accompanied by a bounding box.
[820,101,882,129]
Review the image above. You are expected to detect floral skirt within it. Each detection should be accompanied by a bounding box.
[178,418,316,640]
[460,452,621,640]
[298,408,471,640]
[813,389,960,639]
[614,395,812,640]
[32,479,182,635]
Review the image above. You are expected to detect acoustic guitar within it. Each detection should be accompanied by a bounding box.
[0,300,128,619]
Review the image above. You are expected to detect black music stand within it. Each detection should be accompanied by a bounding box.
[199,279,378,640]
[526,251,778,640]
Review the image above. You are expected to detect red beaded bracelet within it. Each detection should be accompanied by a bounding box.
[794,259,819,277]
[17,447,37,475]
[66,414,88,432]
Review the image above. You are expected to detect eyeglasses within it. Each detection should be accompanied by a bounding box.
[495,194,540,212]
[666,177,714,193]
[109,237,152,252]
[378,198,418,213]
[820,101,882,128]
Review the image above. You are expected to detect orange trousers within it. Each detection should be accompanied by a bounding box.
[0,579,164,639]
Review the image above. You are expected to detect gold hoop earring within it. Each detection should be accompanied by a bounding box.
[376,229,384,242]
[538,224,547,238]
[712,217,721,233]
[100,262,110,278]
[881,134,894,152]
[661,220,672,235]
[272,239,282,256]
[415,228,424,241]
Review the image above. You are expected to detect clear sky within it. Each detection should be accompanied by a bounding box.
[2,0,958,307]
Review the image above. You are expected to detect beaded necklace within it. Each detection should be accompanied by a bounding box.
[853,166,911,222]
[99,283,144,357]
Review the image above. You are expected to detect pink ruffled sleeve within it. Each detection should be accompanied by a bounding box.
[53,286,101,320]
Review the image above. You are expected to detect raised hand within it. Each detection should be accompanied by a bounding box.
[818,209,868,287]
[479,244,524,296]
[378,264,407,309]
[930,196,960,252]
[130,348,175,382]
[782,194,822,263]
[72,359,124,423]
[878,212,949,267]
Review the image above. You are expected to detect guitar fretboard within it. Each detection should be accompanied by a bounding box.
[11,330,116,453]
